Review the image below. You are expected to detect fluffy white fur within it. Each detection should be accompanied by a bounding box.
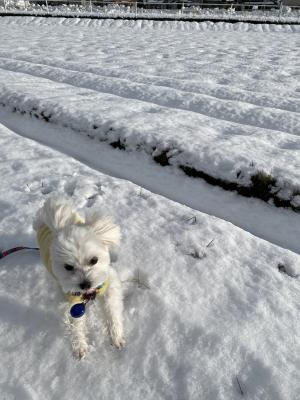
[33,196,125,360]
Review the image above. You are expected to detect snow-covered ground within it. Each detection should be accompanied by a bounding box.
[2,108,300,256]
[0,17,300,209]
[0,16,300,399]
[0,120,300,400]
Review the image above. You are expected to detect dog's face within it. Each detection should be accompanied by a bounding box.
[50,216,120,294]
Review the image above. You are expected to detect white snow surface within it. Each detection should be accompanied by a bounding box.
[0,17,300,399]
[2,108,300,257]
[0,17,300,205]
[0,120,300,400]
[1,3,300,23]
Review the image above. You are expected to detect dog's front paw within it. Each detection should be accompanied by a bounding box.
[112,336,126,349]
[72,343,88,360]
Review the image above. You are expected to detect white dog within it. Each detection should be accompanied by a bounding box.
[33,196,125,360]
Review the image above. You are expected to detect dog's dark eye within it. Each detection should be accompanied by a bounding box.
[64,264,74,271]
[89,257,98,266]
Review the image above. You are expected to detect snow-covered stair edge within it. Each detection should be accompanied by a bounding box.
[1,91,300,213]
[0,14,300,31]
[1,10,300,25]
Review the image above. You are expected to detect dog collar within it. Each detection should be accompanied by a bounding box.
[68,279,110,318]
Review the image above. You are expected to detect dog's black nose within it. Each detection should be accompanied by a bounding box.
[79,280,92,290]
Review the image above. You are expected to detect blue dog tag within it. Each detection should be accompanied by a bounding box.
[70,303,86,318]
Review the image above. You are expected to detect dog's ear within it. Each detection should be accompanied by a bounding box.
[85,213,121,248]
[36,196,80,232]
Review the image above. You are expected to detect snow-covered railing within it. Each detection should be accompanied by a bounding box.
[1,0,300,21]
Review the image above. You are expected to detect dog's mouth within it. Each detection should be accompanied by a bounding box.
[82,289,97,301]
[69,287,97,297]
[85,288,97,295]
[70,282,105,299]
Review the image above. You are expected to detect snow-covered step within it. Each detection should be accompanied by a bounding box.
[1,53,299,109]
[2,108,300,256]
[1,67,300,209]
[0,57,299,132]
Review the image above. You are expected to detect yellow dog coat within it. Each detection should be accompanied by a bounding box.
[37,216,109,304]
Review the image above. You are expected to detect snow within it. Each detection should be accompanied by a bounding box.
[2,109,300,256]
[1,2,300,23]
[0,16,300,400]
[0,120,300,400]
[0,17,300,207]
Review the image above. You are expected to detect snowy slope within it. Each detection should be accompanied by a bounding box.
[0,17,300,209]
[0,121,300,400]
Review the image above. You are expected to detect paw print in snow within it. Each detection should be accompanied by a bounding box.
[63,179,105,208]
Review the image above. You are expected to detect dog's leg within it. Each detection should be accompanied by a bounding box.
[65,307,89,360]
[104,269,125,349]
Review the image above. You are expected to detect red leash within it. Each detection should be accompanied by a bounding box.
[0,246,39,259]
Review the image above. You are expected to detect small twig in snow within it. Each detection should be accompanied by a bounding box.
[137,188,149,200]
[186,216,197,225]
[188,249,206,260]
[87,194,97,200]
[121,269,150,290]
[206,239,215,248]
[188,250,200,259]
[278,263,299,279]
[236,376,244,396]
